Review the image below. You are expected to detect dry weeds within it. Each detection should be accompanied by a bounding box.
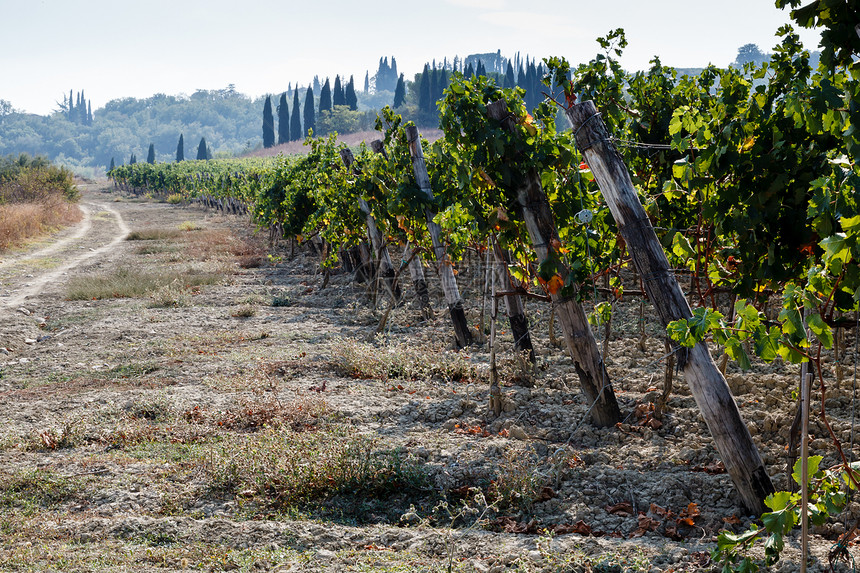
[0,200,82,251]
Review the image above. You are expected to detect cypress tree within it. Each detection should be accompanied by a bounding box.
[79,90,86,124]
[197,137,209,160]
[147,143,155,164]
[68,89,74,121]
[262,95,275,148]
[525,61,537,109]
[363,71,369,93]
[345,75,358,110]
[319,78,332,114]
[429,70,438,109]
[418,64,431,113]
[505,61,515,88]
[129,153,136,165]
[393,74,406,108]
[313,76,321,94]
[176,133,185,162]
[277,92,289,145]
[290,89,302,141]
[333,75,344,107]
[87,100,93,125]
[465,63,474,78]
[109,157,115,173]
[303,87,315,137]
[440,69,449,99]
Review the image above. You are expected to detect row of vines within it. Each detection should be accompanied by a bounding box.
[110,10,860,570]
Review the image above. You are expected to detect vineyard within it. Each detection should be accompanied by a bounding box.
[3,12,858,573]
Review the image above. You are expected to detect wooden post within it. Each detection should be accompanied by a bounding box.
[402,243,434,319]
[340,148,402,301]
[370,139,434,319]
[567,100,774,513]
[405,125,472,348]
[491,236,536,363]
[486,100,621,427]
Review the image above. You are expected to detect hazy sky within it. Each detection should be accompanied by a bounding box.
[2,0,821,115]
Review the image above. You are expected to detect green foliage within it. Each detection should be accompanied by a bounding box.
[713,457,858,571]
[0,153,78,203]
[437,72,617,296]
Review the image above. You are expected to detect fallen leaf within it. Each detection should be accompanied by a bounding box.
[605,501,634,516]
[549,520,592,535]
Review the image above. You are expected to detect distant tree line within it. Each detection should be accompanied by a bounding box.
[261,74,360,148]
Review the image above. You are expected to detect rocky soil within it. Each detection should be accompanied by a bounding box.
[0,183,857,572]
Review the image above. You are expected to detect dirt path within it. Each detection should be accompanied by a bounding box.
[0,186,130,309]
[0,182,857,572]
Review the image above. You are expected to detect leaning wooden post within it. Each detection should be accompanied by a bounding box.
[402,243,434,319]
[370,140,434,319]
[405,125,473,348]
[486,100,621,427]
[340,148,402,301]
[491,236,536,364]
[567,100,774,514]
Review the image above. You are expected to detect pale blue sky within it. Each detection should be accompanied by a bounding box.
[1,0,821,115]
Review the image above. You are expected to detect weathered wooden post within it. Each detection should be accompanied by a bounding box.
[491,236,536,364]
[486,100,621,427]
[370,140,434,319]
[405,125,473,348]
[567,100,774,513]
[340,148,402,301]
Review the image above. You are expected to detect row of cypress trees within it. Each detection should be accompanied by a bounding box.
[65,89,93,125]
[109,134,210,171]
[260,55,549,147]
[262,75,361,148]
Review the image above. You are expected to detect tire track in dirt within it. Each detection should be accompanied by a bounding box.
[2,201,129,309]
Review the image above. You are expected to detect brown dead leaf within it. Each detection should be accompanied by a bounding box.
[549,520,592,535]
[678,502,700,526]
[632,513,661,537]
[722,514,742,525]
[605,501,634,516]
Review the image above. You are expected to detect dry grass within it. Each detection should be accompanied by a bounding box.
[0,200,82,251]
[65,267,221,300]
[126,228,182,241]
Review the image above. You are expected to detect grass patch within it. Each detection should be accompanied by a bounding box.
[126,228,182,241]
[134,242,180,255]
[230,304,257,318]
[65,267,220,300]
[271,294,292,307]
[178,220,202,231]
[204,425,428,511]
[332,337,481,383]
[0,469,87,515]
